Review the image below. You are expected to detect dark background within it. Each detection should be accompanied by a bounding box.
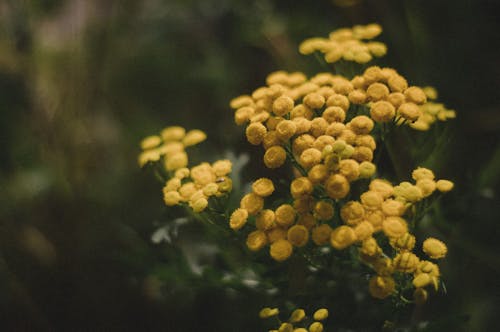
[0,0,499,331]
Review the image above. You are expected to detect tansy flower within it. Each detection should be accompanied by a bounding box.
[436,179,454,192]
[422,238,448,259]
[163,190,182,206]
[212,160,232,176]
[340,201,365,226]
[370,101,395,122]
[165,151,188,171]
[291,177,314,198]
[183,129,207,147]
[309,322,324,332]
[246,122,267,145]
[325,174,350,199]
[330,225,357,249]
[256,209,276,230]
[230,208,249,230]
[312,224,333,245]
[369,275,395,299]
[393,252,420,273]
[287,225,309,247]
[272,96,294,116]
[246,230,268,251]
[264,146,287,168]
[275,204,297,227]
[412,167,435,181]
[161,126,186,141]
[313,201,335,221]
[259,307,279,318]
[270,239,293,261]
[289,309,306,323]
[140,135,162,150]
[190,197,208,212]
[240,193,264,215]
[252,178,275,197]
[313,308,329,321]
[389,233,416,251]
[382,216,408,238]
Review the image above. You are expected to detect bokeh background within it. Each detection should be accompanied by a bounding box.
[0,0,499,331]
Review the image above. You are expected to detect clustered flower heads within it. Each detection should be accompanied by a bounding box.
[259,306,328,332]
[299,23,387,64]
[410,87,457,131]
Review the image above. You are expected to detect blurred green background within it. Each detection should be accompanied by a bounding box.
[0,0,499,331]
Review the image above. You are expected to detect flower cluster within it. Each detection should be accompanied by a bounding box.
[409,87,457,131]
[299,23,387,64]
[259,307,329,332]
[138,126,207,169]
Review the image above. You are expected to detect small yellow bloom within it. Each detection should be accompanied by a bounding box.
[300,148,323,169]
[174,167,190,179]
[276,120,298,141]
[246,230,268,251]
[422,237,448,259]
[259,307,279,318]
[368,275,395,299]
[240,193,264,215]
[190,197,208,212]
[163,190,182,206]
[381,199,406,217]
[270,239,293,261]
[338,159,360,181]
[273,96,295,116]
[387,75,408,93]
[311,224,333,245]
[393,252,420,273]
[297,213,316,230]
[365,210,385,231]
[322,106,346,123]
[387,92,406,108]
[304,92,326,109]
[360,237,381,256]
[279,322,294,332]
[183,129,207,147]
[313,308,329,321]
[289,308,306,323]
[140,135,162,150]
[354,221,374,241]
[412,167,435,181]
[246,122,267,145]
[138,149,161,167]
[325,174,350,199]
[229,208,249,230]
[389,232,416,251]
[287,225,309,247]
[412,273,432,288]
[264,146,287,168]
[359,161,377,178]
[360,190,383,211]
[267,227,288,243]
[382,216,408,238]
[398,102,421,122]
[367,83,389,101]
[212,159,232,177]
[416,178,436,197]
[369,179,394,198]
[313,201,334,221]
[275,204,297,227]
[436,179,454,192]
[309,321,324,332]
[252,178,275,197]
[202,183,219,196]
[340,201,365,226]
[165,151,188,171]
[370,101,395,122]
[190,163,216,186]
[178,182,197,200]
[308,164,328,184]
[348,89,367,104]
[291,177,314,198]
[330,225,357,249]
[404,86,427,105]
[161,126,186,141]
[310,117,329,137]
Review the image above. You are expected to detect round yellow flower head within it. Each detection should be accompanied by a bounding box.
[314,201,335,221]
[161,126,186,142]
[412,273,433,288]
[190,163,216,186]
[416,260,440,277]
[278,322,294,332]
[183,129,207,147]
[240,193,264,215]
[436,179,454,192]
[369,179,394,198]
[165,151,189,171]
[217,177,233,193]
[381,199,405,217]
[393,252,420,273]
[368,275,395,299]
[259,307,280,319]
[416,178,436,197]
[382,216,408,238]
[390,232,416,251]
[404,86,427,105]
[291,177,314,198]
[363,66,383,84]
[246,122,267,145]
[234,106,255,125]
[289,308,306,323]
[267,227,287,243]
[252,178,275,197]
[367,41,387,57]
[398,102,421,122]
[312,224,333,245]
[159,141,184,157]
[138,150,161,167]
[270,239,293,261]
[365,210,385,231]
[255,209,276,231]
[359,161,377,178]
[349,115,374,135]
[264,146,287,168]
[310,117,329,137]
[360,190,383,211]
[308,164,328,184]
[164,178,182,192]
[299,148,323,169]
[355,134,376,150]
[423,237,448,259]
[327,93,350,110]
[412,167,435,181]
[287,225,309,247]
[212,159,232,177]
[387,92,406,108]
[313,308,329,321]
[387,75,408,93]
[361,237,381,256]
[163,190,182,206]
[354,221,374,241]
[141,135,162,150]
[202,183,219,196]
[174,167,190,179]
[276,120,298,141]
[348,89,367,104]
[270,96,293,116]
[330,225,357,249]
[309,322,324,332]
[179,182,197,200]
[230,208,249,230]
[367,83,390,101]
[190,197,208,213]
[325,174,350,199]
[230,95,253,109]
[414,288,428,305]
[394,183,423,202]
[297,213,316,230]
[370,101,395,123]
[293,328,308,332]
[340,201,365,226]
[246,230,268,251]
[275,204,297,227]
[304,92,326,109]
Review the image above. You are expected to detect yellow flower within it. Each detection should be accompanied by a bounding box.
[436,179,454,192]
[382,217,408,238]
[389,232,416,251]
[365,210,385,231]
[138,150,161,167]
[161,126,186,141]
[212,159,232,176]
[287,225,309,247]
[370,101,395,122]
[308,322,324,332]
[164,178,182,192]
[322,106,346,123]
[398,102,421,122]
[256,209,276,231]
[174,167,190,179]
[279,323,294,332]
[230,95,253,109]
[190,163,216,186]
[246,122,267,145]
[230,208,249,230]
[359,161,377,178]
[240,193,264,215]
[327,93,350,110]
[275,204,297,227]
[338,159,360,181]
[387,92,406,108]
[165,151,188,171]
[367,83,389,101]
[202,183,219,197]
[289,308,306,323]
[312,224,333,245]
[363,66,383,84]
[246,230,268,251]
[349,115,374,135]
[304,92,326,109]
[234,106,255,125]
[313,201,334,221]
[412,167,435,181]
[217,176,233,193]
[272,96,295,116]
[325,174,350,199]
[422,238,447,259]
[416,178,436,197]
[300,148,323,169]
[369,275,395,299]
[190,197,208,212]
[416,260,440,277]
[313,308,328,321]
[310,117,329,137]
[308,164,328,183]
[412,273,432,288]
[179,182,197,200]
[270,239,293,261]
[393,252,420,273]
[264,146,287,168]
[183,129,207,147]
[354,221,374,241]
[340,201,365,226]
[360,237,381,256]
[163,190,182,206]
[259,307,280,318]
[252,178,275,197]
[291,177,314,198]
[404,86,427,105]
[369,179,394,198]
[297,213,316,230]
[267,227,288,243]
[381,199,406,216]
[140,135,162,150]
[330,225,357,249]
[276,120,298,141]
[360,191,383,211]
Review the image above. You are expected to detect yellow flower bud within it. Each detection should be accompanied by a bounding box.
[252,178,275,197]
[270,239,293,261]
[164,178,182,192]
[369,179,394,198]
[416,260,440,277]
[246,230,268,251]
[290,308,306,323]
[293,117,312,134]
[292,134,315,156]
[275,204,297,227]
[259,307,280,318]
[327,93,350,110]
[339,159,360,181]
[183,129,207,147]
[264,146,287,168]
[165,151,188,171]
[349,115,374,135]
[174,167,190,179]
[293,196,314,214]
[352,146,374,163]
[382,217,408,238]
[267,227,287,243]
[279,322,294,332]
[370,101,395,122]
[422,238,447,259]
[190,197,208,212]
[398,102,421,122]
[291,177,314,198]
[161,126,186,141]
[361,237,381,256]
[381,199,406,217]
[387,92,406,108]
[314,201,335,221]
[308,164,328,184]
[297,213,316,230]
[436,179,454,192]
[230,95,253,109]
[287,225,309,247]
[240,193,264,215]
[234,106,255,125]
[310,117,329,137]
[140,135,162,150]
[348,89,367,104]
[393,252,420,273]
[340,201,365,225]
[163,190,182,206]
[290,104,314,120]
[256,209,276,231]
[276,120,297,141]
[363,66,383,84]
[354,221,374,241]
[203,183,219,196]
[230,208,249,230]
[367,41,387,57]
[313,308,329,321]
[359,161,377,178]
[325,174,350,199]
[330,225,357,249]
[246,122,267,145]
[322,106,346,123]
[366,210,385,231]
[304,92,326,109]
[404,86,427,105]
[369,275,395,299]
[416,178,436,197]
[360,191,384,211]
[312,224,333,245]
[190,163,216,186]
[387,75,408,93]
[309,322,324,332]
[212,159,232,177]
[412,273,432,288]
[300,148,323,169]
[178,182,197,200]
[367,83,390,101]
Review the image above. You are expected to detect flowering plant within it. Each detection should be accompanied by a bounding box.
[139,24,455,331]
